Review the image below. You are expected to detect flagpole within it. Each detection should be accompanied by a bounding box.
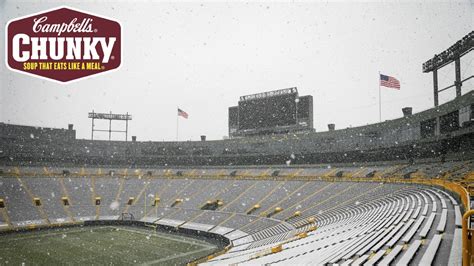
[144,185,147,217]
[379,71,381,122]
[176,107,179,141]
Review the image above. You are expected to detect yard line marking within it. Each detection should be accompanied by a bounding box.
[140,247,214,266]
[0,226,109,242]
[111,226,215,249]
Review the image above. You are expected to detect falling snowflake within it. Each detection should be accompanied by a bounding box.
[110,201,120,210]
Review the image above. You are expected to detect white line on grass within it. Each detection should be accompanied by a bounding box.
[112,226,215,249]
[140,247,215,266]
[0,226,109,242]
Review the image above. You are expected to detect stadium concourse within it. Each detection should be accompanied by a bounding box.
[0,163,471,265]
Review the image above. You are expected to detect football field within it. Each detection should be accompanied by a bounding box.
[0,226,218,265]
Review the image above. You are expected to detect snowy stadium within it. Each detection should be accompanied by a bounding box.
[1,24,474,266]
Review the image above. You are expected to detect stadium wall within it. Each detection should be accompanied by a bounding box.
[0,91,473,166]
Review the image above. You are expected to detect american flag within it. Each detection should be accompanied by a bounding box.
[177,108,188,119]
[380,74,400,89]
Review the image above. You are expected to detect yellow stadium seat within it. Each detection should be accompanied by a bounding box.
[271,245,283,253]
[152,197,160,206]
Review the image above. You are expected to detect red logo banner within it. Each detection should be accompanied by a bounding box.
[6,6,121,83]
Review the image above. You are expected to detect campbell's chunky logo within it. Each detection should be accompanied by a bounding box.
[6,7,121,83]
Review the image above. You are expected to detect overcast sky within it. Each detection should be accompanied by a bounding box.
[1,0,473,141]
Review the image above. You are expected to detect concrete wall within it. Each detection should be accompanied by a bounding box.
[1,92,473,166]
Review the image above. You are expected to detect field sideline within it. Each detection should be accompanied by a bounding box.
[0,225,218,265]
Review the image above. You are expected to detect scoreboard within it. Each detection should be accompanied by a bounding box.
[239,91,297,130]
[229,87,313,137]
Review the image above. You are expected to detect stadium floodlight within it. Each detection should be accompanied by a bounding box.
[88,111,132,141]
[423,31,474,73]
[423,31,474,106]
[88,112,132,121]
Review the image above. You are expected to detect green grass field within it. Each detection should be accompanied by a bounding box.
[0,226,218,265]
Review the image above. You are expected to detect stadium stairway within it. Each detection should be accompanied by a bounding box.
[203,187,460,265]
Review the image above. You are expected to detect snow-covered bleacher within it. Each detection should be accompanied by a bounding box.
[0,166,467,265]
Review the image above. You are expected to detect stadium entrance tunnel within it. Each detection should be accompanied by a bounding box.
[0,220,230,265]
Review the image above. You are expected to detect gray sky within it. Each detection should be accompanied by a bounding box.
[1,0,473,141]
